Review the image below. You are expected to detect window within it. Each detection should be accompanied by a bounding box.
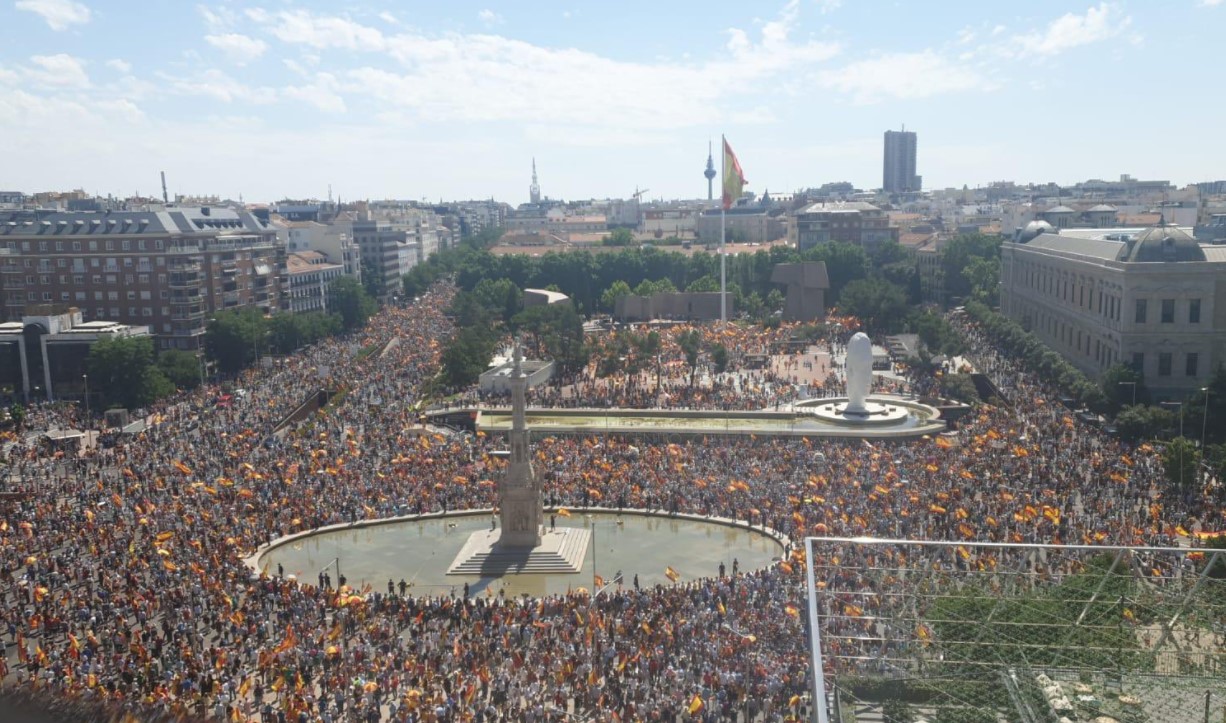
[126,291,136,300]
[96,307,105,318]
[1189,299,1201,324]
[1161,299,1174,323]
[1186,353,1199,377]
[1134,299,1147,323]
[1132,352,1144,371]
[1158,352,1172,377]
[122,240,130,251]
[72,241,80,251]
[92,275,101,284]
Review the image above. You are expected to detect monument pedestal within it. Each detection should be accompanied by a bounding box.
[447,527,590,576]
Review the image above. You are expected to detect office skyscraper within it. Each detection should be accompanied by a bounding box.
[883,128,919,194]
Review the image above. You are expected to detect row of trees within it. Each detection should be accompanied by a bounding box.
[80,277,377,412]
[439,282,587,389]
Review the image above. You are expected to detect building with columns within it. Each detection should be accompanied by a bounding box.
[1000,223,1226,398]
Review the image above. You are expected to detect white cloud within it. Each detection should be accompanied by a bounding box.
[205,33,269,65]
[282,73,346,113]
[1200,0,1223,6]
[15,0,91,30]
[378,11,399,25]
[336,1,837,130]
[478,9,504,25]
[160,68,275,104]
[816,50,995,104]
[815,0,841,13]
[105,58,131,73]
[1015,2,1130,56]
[24,53,90,88]
[247,8,386,50]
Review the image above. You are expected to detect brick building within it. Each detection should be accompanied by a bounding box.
[0,207,285,350]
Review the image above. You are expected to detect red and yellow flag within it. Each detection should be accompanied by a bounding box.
[722,137,746,210]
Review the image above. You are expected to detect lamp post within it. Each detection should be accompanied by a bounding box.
[1161,401,1185,492]
[1117,381,1137,407]
[1200,387,1211,452]
[81,373,89,421]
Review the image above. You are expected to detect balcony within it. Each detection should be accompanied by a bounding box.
[169,273,202,289]
[170,289,202,302]
[168,260,202,273]
[171,306,206,320]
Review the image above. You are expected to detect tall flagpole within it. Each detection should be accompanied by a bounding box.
[720,135,727,325]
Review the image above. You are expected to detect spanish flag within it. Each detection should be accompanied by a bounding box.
[664,566,680,582]
[722,136,746,210]
[688,694,705,715]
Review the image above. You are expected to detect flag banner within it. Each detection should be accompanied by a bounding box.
[722,137,746,210]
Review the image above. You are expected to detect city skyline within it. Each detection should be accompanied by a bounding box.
[1,0,1224,203]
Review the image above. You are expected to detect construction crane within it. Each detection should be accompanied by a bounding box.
[631,187,649,201]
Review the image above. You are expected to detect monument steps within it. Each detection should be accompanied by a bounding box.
[448,527,590,576]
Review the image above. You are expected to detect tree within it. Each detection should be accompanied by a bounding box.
[633,278,676,296]
[330,276,377,331]
[87,336,173,409]
[765,288,785,314]
[676,329,702,386]
[512,303,589,375]
[838,278,908,334]
[1113,405,1173,443]
[472,278,521,323]
[603,228,635,246]
[439,326,497,389]
[269,312,341,355]
[962,256,1000,306]
[157,349,203,390]
[711,344,729,375]
[600,280,632,313]
[1101,363,1148,413]
[1161,437,1200,493]
[940,233,1000,305]
[803,241,868,302]
[940,373,981,404]
[205,309,268,375]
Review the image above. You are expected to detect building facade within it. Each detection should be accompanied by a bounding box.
[0,207,284,350]
[1000,225,1226,398]
[696,207,785,245]
[0,309,150,401]
[286,251,344,313]
[883,129,920,194]
[792,201,899,252]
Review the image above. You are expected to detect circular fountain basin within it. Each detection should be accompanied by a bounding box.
[804,399,912,426]
[251,510,786,599]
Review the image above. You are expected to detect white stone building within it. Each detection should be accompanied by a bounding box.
[1000,223,1226,398]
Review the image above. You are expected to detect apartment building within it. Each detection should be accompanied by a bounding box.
[0,207,285,350]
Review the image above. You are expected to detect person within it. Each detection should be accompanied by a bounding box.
[387,579,394,595]
[277,563,284,578]
[398,579,407,596]
[719,561,726,578]
[550,514,556,531]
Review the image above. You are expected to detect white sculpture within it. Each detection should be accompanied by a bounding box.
[844,332,872,415]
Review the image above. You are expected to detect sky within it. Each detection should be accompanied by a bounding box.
[0,0,1223,205]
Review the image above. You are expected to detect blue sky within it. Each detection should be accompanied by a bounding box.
[0,0,1222,204]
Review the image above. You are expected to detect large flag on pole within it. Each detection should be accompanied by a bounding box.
[722,136,747,210]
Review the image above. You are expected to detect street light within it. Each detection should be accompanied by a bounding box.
[82,373,89,421]
[1160,400,1185,492]
[1200,387,1211,453]
[1117,381,1137,407]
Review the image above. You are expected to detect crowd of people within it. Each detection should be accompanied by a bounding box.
[0,284,1218,722]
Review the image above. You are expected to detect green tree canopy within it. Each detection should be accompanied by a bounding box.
[600,280,632,313]
[1161,437,1200,492]
[838,278,909,334]
[439,326,497,389]
[941,233,1001,305]
[205,308,268,375]
[1112,404,1173,443]
[157,349,203,390]
[1101,363,1148,412]
[88,336,173,409]
[329,276,377,331]
[603,228,635,246]
[511,303,589,375]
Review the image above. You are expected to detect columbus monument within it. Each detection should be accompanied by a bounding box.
[448,339,589,575]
